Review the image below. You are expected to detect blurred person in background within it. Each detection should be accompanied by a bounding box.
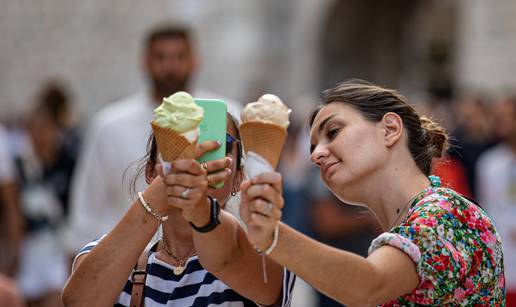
[432,155,471,196]
[0,124,25,307]
[240,80,504,306]
[66,23,241,257]
[278,123,311,233]
[448,96,498,198]
[0,123,23,277]
[477,95,516,306]
[10,81,77,307]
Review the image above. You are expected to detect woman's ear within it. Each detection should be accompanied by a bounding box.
[233,167,244,194]
[381,112,403,147]
[145,160,156,185]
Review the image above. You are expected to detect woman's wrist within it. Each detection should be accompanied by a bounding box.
[138,191,168,222]
[187,197,212,227]
[255,224,279,255]
[143,177,171,215]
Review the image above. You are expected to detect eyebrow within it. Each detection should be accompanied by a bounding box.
[318,114,336,135]
[310,114,336,153]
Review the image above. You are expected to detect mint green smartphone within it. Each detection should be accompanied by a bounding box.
[195,98,227,188]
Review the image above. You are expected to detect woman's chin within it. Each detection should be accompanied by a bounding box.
[328,184,365,206]
[334,194,366,207]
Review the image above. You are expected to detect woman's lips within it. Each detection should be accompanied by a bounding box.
[322,161,339,178]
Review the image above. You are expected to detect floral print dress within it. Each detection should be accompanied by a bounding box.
[369,177,505,306]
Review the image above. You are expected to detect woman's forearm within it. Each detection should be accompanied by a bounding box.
[270,223,388,306]
[193,210,283,305]
[193,210,242,273]
[61,199,159,307]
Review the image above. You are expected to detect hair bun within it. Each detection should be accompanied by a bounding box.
[419,115,448,159]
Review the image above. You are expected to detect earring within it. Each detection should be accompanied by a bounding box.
[231,190,237,197]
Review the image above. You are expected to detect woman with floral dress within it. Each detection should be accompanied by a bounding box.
[238,79,505,306]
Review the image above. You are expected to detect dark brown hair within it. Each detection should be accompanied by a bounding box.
[144,24,191,50]
[34,81,71,128]
[309,79,448,176]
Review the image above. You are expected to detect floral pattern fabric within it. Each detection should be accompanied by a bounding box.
[369,178,505,306]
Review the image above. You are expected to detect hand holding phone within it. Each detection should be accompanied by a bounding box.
[195,98,227,188]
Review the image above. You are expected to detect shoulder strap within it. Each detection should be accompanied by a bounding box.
[130,248,151,307]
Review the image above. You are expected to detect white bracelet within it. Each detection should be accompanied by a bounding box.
[137,192,168,222]
[257,224,279,255]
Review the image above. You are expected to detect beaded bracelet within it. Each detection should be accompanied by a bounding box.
[255,224,279,255]
[263,224,279,255]
[137,192,168,222]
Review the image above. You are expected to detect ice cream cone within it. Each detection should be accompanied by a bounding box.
[151,121,197,161]
[240,121,287,169]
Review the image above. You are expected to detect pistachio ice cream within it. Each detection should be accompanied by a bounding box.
[153,91,204,141]
[151,91,204,161]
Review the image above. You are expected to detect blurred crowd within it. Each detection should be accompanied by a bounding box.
[1,24,515,307]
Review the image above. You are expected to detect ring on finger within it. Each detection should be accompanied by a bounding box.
[265,202,273,214]
[181,187,191,199]
[202,162,208,171]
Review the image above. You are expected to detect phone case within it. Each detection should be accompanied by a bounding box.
[195,98,227,188]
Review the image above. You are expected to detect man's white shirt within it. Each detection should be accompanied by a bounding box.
[0,125,15,183]
[477,144,516,289]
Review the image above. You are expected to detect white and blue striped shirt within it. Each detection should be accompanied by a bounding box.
[76,237,296,306]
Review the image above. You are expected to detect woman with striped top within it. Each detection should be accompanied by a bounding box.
[61,114,295,306]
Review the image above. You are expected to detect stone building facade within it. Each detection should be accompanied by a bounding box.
[1,0,515,123]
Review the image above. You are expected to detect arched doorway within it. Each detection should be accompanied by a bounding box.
[319,0,456,99]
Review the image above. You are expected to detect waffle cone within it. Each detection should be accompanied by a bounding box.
[151,121,197,161]
[240,121,287,169]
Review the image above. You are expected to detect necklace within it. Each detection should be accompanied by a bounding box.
[387,177,438,230]
[160,237,197,275]
[387,193,419,230]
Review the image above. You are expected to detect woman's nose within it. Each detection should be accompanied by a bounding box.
[310,144,329,165]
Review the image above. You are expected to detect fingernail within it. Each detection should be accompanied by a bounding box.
[217,141,222,146]
[227,157,233,164]
[227,168,232,175]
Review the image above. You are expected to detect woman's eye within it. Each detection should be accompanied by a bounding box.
[326,127,340,140]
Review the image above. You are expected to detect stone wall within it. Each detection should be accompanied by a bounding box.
[2,0,513,125]
[0,0,333,126]
[456,0,516,95]
[0,0,172,121]
[0,1,285,122]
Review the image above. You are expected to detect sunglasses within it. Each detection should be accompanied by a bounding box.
[226,133,240,155]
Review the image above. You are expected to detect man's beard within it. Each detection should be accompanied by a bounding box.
[151,77,190,99]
